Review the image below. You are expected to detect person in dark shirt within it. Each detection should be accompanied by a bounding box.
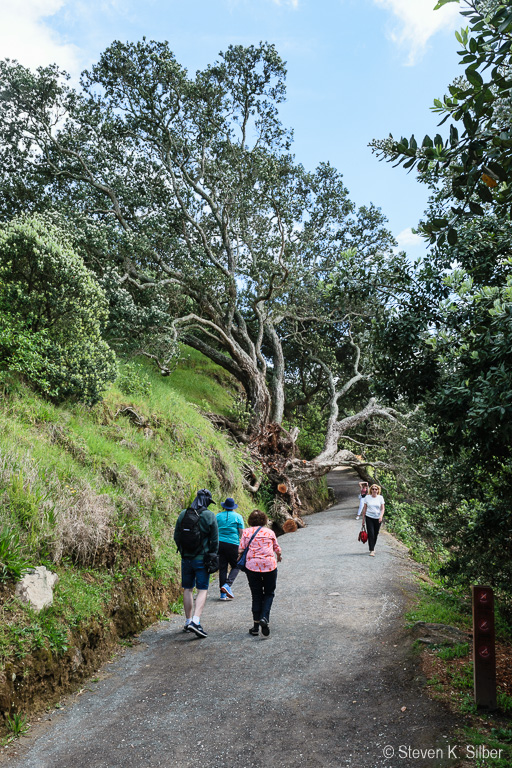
[174,489,218,638]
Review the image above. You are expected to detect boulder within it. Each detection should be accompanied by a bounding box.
[411,621,471,646]
[15,566,59,612]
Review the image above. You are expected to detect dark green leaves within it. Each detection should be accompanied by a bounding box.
[465,67,483,88]
[372,0,512,247]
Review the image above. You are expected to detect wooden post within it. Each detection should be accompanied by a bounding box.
[472,585,497,710]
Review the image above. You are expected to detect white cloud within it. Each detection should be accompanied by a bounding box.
[270,0,299,8]
[396,227,423,249]
[373,0,460,64]
[0,0,80,74]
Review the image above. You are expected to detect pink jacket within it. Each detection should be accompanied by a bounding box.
[239,526,281,572]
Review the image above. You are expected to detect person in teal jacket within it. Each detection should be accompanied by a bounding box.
[216,497,244,600]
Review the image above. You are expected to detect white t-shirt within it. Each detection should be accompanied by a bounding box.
[364,494,384,519]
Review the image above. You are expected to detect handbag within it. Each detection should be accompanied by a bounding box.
[203,552,219,574]
[236,526,263,572]
[358,524,368,544]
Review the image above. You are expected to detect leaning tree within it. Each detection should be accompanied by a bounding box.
[0,41,409,522]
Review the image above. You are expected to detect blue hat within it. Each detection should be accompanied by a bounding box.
[220,497,238,510]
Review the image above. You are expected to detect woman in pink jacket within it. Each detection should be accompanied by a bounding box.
[239,509,282,637]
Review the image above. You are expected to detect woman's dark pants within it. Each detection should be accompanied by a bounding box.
[366,517,381,552]
[246,568,278,622]
[218,541,240,591]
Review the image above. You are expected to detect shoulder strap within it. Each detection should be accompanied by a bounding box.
[245,525,263,549]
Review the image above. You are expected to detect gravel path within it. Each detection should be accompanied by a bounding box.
[2,468,459,768]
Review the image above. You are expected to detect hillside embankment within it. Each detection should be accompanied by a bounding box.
[0,351,329,726]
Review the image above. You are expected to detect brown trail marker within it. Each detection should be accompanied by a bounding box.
[472,585,497,710]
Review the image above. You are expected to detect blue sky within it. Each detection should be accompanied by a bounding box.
[1,0,464,260]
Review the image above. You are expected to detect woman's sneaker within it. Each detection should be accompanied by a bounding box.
[260,617,270,636]
[220,593,228,601]
[221,584,234,599]
[249,626,259,636]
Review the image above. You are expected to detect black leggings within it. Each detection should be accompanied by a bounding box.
[218,541,240,590]
[366,517,381,552]
[246,568,278,622]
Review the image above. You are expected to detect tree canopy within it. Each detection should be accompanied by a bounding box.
[0,214,117,403]
[371,0,512,246]
[369,0,512,597]
[0,40,408,504]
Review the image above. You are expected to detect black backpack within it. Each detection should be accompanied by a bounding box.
[179,507,202,555]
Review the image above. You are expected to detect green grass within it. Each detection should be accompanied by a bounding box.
[461,726,512,768]
[437,642,470,661]
[5,712,29,737]
[449,661,473,690]
[0,567,115,664]
[497,691,512,715]
[0,347,256,681]
[164,347,239,416]
[406,583,472,629]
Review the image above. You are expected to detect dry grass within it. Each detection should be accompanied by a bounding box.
[51,485,115,566]
[0,447,115,567]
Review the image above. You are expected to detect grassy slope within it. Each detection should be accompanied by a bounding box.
[0,348,255,717]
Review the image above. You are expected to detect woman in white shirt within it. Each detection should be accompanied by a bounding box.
[361,484,385,557]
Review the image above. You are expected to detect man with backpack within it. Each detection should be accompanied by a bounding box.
[174,489,219,638]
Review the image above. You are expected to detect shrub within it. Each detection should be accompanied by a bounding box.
[116,362,152,397]
[0,214,117,404]
[5,712,30,737]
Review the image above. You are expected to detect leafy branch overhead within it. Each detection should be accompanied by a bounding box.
[370,0,512,246]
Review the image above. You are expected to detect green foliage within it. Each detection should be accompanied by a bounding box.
[437,642,469,660]
[462,726,512,768]
[116,362,152,398]
[491,727,512,743]
[0,347,255,677]
[385,499,440,566]
[5,713,29,737]
[497,691,512,715]
[0,42,403,443]
[255,477,276,512]
[369,0,512,606]
[372,0,512,245]
[0,526,31,582]
[406,583,472,629]
[449,661,473,690]
[168,594,184,615]
[0,215,117,404]
[459,693,478,715]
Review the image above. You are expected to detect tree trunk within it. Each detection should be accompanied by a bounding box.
[243,371,272,432]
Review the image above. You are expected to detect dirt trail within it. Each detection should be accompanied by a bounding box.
[2,468,460,768]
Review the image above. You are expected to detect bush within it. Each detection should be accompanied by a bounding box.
[0,215,117,404]
[116,362,152,397]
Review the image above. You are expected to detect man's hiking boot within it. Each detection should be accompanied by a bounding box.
[260,617,270,636]
[188,621,208,638]
[221,584,234,599]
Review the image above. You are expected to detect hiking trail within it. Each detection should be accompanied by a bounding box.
[2,468,459,768]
